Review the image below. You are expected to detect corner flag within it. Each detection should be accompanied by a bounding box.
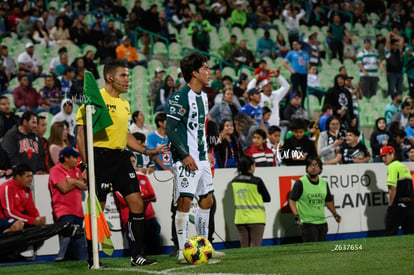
[83,70,113,133]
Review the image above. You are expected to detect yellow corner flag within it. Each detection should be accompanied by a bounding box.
[83,70,113,134]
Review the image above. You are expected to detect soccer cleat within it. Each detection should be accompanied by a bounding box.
[131,255,158,266]
[176,250,187,264]
[211,249,225,259]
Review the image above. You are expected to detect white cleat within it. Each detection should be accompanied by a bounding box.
[211,249,225,259]
[176,250,187,264]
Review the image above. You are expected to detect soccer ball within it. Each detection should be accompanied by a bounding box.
[183,236,213,264]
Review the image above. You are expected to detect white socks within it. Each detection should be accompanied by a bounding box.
[195,208,210,238]
[175,211,189,250]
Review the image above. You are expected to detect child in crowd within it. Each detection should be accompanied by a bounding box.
[318,104,333,132]
[254,59,271,82]
[406,146,414,162]
[130,132,155,174]
[307,66,325,103]
[405,114,414,147]
[266,125,282,166]
[245,128,275,167]
[282,119,317,166]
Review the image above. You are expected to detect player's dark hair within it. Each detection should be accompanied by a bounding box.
[268,125,281,135]
[13,163,33,178]
[180,53,208,83]
[154,112,167,128]
[103,59,127,82]
[237,156,255,176]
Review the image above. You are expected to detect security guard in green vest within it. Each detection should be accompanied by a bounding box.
[289,157,341,242]
[380,145,414,235]
[232,156,271,248]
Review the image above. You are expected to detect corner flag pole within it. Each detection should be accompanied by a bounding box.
[86,104,100,269]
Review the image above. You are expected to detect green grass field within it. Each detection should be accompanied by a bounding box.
[2,235,414,274]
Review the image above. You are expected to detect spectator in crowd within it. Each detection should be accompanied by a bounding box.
[283,92,307,122]
[391,100,411,128]
[234,112,259,152]
[289,157,341,242]
[302,32,322,69]
[232,156,270,247]
[0,164,46,227]
[141,4,161,55]
[218,34,238,61]
[0,146,13,178]
[385,93,402,124]
[230,0,246,28]
[17,42,43,81]
[318,116,344,164]
[326,128,371,165]
[2,45,18,80]
[188,12,211,53]
[13,74,45,114]
[211,68,224,93]
[405,114,414,147]
[148,67,165,108]
[282,3,306,47]
[116,36,147,69]
[34,114,49,171]
[54,53,69,76]
[70,18,89,47]
[51,98,76,146]
[1,111,47,174]
[32,18,56,48]
[57,66,75,99]
[245,128,274,167]
[48,146,88,261]
[210,86,239,125]
[282,119,317,166]
[48,121,70,167]
[83,50,99,79]
[325,74,356,130]
[155,75,175,112]
[146,112,173,172]
[406,146,414,162]
[253,59,271,82]
[129,132,156,174]
[16,11,32,39]
[344,75,362,123]
[103,19,123,48]
[50,17,71,45]
[327,14,352,64]
[404,44,414,99]
[256,30,278,59]
[283,40,309,106]
[112,0,128,20]
[96,37,116,65]
[234,73,249,105]
[230,39,255,68]
[123,12,140,47]
[275,33,290,58]
[0,59,10,95]
[39,73,61,114]
[266,125,282,166]
[385,31,405,96]
[380,145,414,235]
[49,47,67,75]
[89,12,106,32]
[214,119,243,168]
[318,104,333,132]
[0,95,19,141]
[307,66,325,103]
[240,88,263,128]
[357,38,387,98]
[371,117,392,162]
[129,110,152,136]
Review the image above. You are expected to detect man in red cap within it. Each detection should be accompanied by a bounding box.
[380,145,414,235]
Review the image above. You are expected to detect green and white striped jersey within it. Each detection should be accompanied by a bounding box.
[167,85,209,162]
[357,49,380,77]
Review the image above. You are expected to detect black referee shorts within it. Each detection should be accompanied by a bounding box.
[93,147,140,202]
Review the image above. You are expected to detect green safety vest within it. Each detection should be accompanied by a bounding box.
[296,176,328,224]
[232,181,266,225]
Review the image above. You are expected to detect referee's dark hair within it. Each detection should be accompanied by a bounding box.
[103,59,128,82]
[180,52,208,83]
[13,163,33,178]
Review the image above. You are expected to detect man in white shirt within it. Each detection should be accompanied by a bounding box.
[17,42,43,82]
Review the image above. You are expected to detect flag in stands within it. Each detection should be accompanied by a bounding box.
[85,194,114,256]
[83,70,113,134]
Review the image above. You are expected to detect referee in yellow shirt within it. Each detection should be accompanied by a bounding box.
[76,60,164,268]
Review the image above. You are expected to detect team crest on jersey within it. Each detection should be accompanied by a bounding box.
[181,178,189,188]
[129,172,136,179]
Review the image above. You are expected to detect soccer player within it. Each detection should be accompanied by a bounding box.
[380,145,414,235]
[289,157,341,242]
[76,59,164,268]
[166,53,225,263]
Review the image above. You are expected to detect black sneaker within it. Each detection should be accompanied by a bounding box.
[131,255,158,266]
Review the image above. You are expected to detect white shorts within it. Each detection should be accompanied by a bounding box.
[173,160,213,202]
